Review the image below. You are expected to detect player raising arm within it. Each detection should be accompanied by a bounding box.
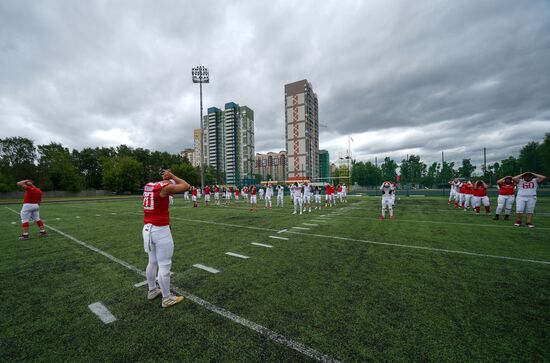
[493,176,516,220]
[380,181,395,221]
[512,172,546,228]
[143,170,190,308]
[16,179,46,240]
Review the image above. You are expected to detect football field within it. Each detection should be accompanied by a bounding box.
[1,196,549,362]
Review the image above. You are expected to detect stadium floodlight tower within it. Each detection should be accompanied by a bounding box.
[192,65,209,190]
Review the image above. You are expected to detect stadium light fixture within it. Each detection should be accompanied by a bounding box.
[192,66,209,190]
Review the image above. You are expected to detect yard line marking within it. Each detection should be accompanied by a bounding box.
[193,264,221,274]
[88,302,116,324]
[55,218,61,220]
[95,214,101,216]
[269,235,289,241]
[76,216,80,219]
[134,280,148,287]
[311,220,325,223]
[12,221,338,363]
[292,227,310,230]
[11,221,16,225]
[110,212,117,215]
[251,242,273,248]
[302,223,319,226]
[225,252,250,259]
[277,228,288,234]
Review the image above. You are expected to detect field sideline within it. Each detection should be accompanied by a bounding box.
[1,196,549,362]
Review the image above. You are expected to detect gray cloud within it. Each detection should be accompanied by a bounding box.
[1,0,549,169]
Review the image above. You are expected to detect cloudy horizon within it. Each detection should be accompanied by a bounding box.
[1,0,549,169]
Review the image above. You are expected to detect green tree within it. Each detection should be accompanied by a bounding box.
[351,161,367,186]
[170,163,200,186]
[497,156,520,178]
[458,159,476,178]
[102,156,143,193]
[423,162,440,187]
[399,155,426,185]
[364,161,382,186]
[519,141,541,173]
[37,143,84,191]
[439,161,456,184]
[539,133,550,177]
[73,148,103,189]
[0,137,37,184]
[380,157,398,182]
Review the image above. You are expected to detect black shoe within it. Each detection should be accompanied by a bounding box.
[18,234,30,240]
[493,215,499,220]
[39,231,47,238]
[504,215,510,221]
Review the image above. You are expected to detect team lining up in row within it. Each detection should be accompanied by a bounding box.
[447,172,546,228]
[176,183,349,213]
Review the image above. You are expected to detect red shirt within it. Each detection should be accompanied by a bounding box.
[463,183,473,195]
[337,186,342,193]
[325,185,331,194]
[214,187,219,193]
[143,182,170,226]
[251,187,257,195]
[498,182,516,196]
[204,187,210,195]
[472,186,487,197]
[243,187,248,193]
[192,189,197,196]
[235,188,239,196]
[23,185,42,204]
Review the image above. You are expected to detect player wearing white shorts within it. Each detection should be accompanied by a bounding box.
[249,185,257,211]
[183,190,190,201]
[242,186,249,202]
[259,188,265,200]
[143,170,190,308]
[276,185,284,207]
[225,187,232,206]
[336,184,343,203]
[191,186,198,208]
[16,179,46,240]
[264,184,273,208]
[291,183,303,215]
[314,186,322,209]
[513,172,546,228]
[342,183,348,203]
[462,181,474,210]
[234,187,240,201]
[204,185,211,207]
[471,181,490,214]
[214,186,220,206]
[493,176,516,221]
[303,182,312,212]
[380,181,395,221]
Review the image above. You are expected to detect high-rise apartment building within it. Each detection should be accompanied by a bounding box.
[192,128,202,167]
[181,148,194,165]
[319,149,330,182]
[284,79,319,180]
[254,151,287,181]
[203,102,254,185]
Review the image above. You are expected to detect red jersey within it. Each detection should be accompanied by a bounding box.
[243,187,248,193]
[472,186,487,197]
[251,187,257,195]
[143,182,170,226]
[498,182,515,196]
[23,185,42,204]
[337,186,342,193]
[192,189,197,196]
[325,185,331,194]
[463,183,473,194]
[235,188,239,196]
[214,187,219,193]
[204,187,210,195]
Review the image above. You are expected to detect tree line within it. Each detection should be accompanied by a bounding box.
[0,137,217,193]
[351,133,550,187]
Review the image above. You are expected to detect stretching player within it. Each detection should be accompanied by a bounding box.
[456,180,465,208]
[191,186,198,208]
[494,176,515,220]
[325,183,331,207]
[265,183,273,208]
[276,185,284,207]
[242,186,249,202]
[337,184,343,203]
[259,187,265,200]
[214,185,220,206]
[183,190,190,201]
[234,186,240,201]
[471,181,490,214]
[342,183,348,203]
[314,186,322,209]
[462,180,473,210]
[291,182,303,215]
[303,182,312,212]
[513,172,546,227]
[448,179,457,205]
[225,187,232,206]
[391,182,397,207]
[203,185,211,207]
[380,181,395,221]
[143,169,190,308]
[16,180,46,240]
[249,185,257,211]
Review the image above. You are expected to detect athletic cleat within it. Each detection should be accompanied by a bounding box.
[390,216,395,221]
[379,216,385,221]
[148,287,161,300]
[493,215,499,220]
[504,215,510,221]
[513,222,522,227]
[18,234,30,240]
[162,294,184,308]
[526,223,535,228]
[292,211,297,215]
[38,231,47,237]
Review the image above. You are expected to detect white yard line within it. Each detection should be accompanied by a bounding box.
[292,227,310,230]
[88,302,117,324]
[277,228,288,234]
[269,235,289,241]
[6,214,339,362]
[225,252,250,259]
[134,280,149,287]
[193,264,221,274]
[251,242,273,248]
[302,223,319,226]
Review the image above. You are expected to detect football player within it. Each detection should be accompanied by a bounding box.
[142,169,190,308]
[291,182,303,215]
[276,185,285,207]
[203,185,211,207]
[265,183,273,208]
[493,176,515,220]
[16,179,46,240]
[303,181,312,212]
[471,180,490,214]
[513,172,546,227]
[380,181,395,221]
[249,185,257,211]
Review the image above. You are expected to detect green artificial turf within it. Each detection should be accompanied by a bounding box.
[1,196,549,362]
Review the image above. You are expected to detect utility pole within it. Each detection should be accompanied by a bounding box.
[192,66,209,190]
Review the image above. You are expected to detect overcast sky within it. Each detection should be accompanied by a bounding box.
[1,0,549,168]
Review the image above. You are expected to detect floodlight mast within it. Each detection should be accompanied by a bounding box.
[192,66,209,190]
